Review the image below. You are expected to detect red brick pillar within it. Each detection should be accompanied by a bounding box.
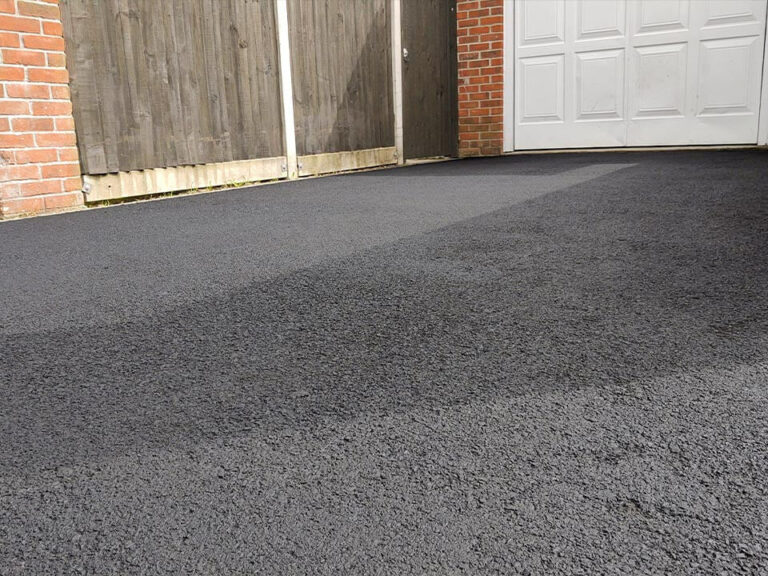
[0,0,82,218]
[456,0,504,157]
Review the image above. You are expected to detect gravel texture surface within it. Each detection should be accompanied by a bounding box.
[1,150,767,575]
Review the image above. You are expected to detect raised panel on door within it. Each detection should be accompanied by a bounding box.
[518,55,565,124]
[698,37,759,117]
[703,0,762,28]
[629,43,688,119]
[634,0,689,35]
[514,0,627,149]
[577,0,625,40]
[517,0,565,47]
[576,49,625,122]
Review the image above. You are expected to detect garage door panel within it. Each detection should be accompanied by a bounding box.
[698,37,759,116]
[700,0,766,40]
[630,43,687,119]
[576,49,625,121]
[633,0,690,35]
[577,0,625,40]
[518,56,564,124]
[704,0,761,27]
[518,0,565,46]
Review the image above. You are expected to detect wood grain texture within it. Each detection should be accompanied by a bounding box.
[61,0,284,175]
[402,0,458,159]
[287,0,394,156]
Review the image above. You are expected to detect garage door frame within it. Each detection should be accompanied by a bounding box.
[502,0,768,152]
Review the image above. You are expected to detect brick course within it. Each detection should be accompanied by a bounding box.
[0,0,82,218]
[456,0,504,157]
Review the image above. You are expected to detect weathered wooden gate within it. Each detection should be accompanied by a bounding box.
[60,0,285,175]
[401,0,458,159]
[287,0,395,169]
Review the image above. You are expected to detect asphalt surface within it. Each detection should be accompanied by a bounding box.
[1,150,767,575]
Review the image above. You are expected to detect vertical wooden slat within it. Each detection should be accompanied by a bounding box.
[276,0,297,178]
[161,1,190,167]
[192,0,215,163]
[390,0,404,163]
[211,0,234,161]
[145,2,173,169]
[113,0,137,170]
[96,1,117,173]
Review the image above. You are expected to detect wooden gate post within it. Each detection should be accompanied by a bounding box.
[391,0,404,165]
[275,0,299,179]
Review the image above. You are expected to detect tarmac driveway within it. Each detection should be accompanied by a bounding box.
[1,150,767,575]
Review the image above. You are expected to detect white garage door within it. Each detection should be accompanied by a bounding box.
[512,0,768,150]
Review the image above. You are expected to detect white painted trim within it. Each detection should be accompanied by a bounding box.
[298,147,398,177]
[391,0,405,164]
[82,156,288,202]
[758,0,768,145]
[502,0,515,152]
[275,0,299,178]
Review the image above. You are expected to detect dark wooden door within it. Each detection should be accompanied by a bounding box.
[401,0,458,159]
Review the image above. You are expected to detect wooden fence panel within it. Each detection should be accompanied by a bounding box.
[61,0,285,175]
[402,0,458,159]
[287,0,394,157]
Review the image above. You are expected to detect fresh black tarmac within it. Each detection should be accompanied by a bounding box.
[1,150,767,574]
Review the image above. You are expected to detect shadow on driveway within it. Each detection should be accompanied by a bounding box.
[2,150,766,477]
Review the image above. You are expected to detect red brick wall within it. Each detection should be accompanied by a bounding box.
[456,0,504,157]
[0,0,82,218]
